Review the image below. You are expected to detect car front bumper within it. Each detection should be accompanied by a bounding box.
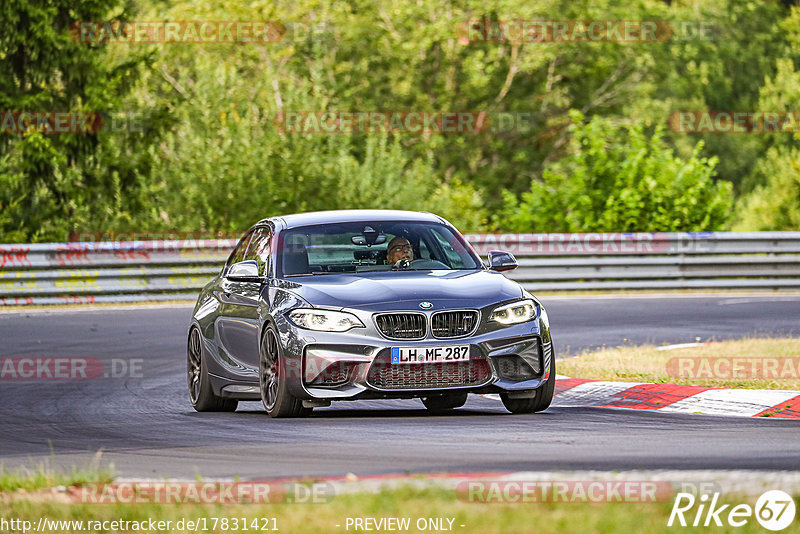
[276,308,554,401]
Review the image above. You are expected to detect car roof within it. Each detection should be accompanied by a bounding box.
[260,210,447,230]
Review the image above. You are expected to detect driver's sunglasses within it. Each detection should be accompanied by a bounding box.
[391,244,412,252]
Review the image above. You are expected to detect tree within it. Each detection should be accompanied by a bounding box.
[0,0,168,242]
[733,147,800,230]
[134,0,489,233]
[496,112,732,232]
[731,6,800,230]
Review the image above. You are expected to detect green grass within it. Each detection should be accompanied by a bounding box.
[559,337,800,390]
[0,460,114,492]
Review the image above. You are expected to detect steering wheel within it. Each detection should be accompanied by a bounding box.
[408,258,449,269]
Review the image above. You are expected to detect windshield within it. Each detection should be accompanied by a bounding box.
[278,221,481,276]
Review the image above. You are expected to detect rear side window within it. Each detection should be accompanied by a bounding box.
[225,229,255,273]
[244,227,272,276]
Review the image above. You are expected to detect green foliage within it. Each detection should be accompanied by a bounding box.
[2,0,799,240]
[733,147,800,231]
[656,0,789,189]
[137,25,487,233]
[729,7,800,231]
[0,0,172,242]
[496,113,732,232]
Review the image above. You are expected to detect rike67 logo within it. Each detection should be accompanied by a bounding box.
[668,490,796,531]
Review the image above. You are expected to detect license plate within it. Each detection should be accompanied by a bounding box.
[391,346,470,364]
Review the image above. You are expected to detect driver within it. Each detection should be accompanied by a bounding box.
[386,236,413,266]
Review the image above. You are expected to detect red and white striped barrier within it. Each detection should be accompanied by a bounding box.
[554,378,800,419]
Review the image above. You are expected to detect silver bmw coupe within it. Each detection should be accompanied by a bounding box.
[188,210,555,417]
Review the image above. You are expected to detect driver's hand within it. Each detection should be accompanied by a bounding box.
[394,259,411,269]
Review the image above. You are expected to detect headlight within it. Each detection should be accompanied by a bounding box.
[287,309,365,332]
[489,299,537,325]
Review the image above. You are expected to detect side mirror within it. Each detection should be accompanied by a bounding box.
[488,250,518,272]
[227,260,261,281]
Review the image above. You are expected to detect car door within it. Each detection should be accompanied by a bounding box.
[234,226,273,370]
[215,228,268,377]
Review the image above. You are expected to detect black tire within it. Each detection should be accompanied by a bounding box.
[188,327,238,412]
[422,392,468,413]
[260,324,310,418]
[501,351,556,414]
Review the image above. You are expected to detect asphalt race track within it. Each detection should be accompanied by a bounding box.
[0,295,798,478]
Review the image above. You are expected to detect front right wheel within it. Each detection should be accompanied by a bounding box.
[259,324,310,418]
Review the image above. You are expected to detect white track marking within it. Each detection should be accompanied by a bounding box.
[659,389,800,417]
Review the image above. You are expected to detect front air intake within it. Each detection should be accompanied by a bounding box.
[366,355,491,390]
[494,355,538,380]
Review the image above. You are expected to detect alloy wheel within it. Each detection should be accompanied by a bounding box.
[260,330,280,411]
[187,328,203,404]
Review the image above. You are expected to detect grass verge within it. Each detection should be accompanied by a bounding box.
[0,463,114,493]
[559,337,800,389]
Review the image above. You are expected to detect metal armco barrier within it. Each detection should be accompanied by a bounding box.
[0,240,234,306]
[1,232,800,306]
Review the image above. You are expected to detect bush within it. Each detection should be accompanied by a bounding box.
[495,112,732,232]
[733,147,800,230]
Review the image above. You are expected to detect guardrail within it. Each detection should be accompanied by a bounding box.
[1,232,799,305]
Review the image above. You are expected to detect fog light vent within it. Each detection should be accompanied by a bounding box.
[495,355,537,380]
[308,362,356,387]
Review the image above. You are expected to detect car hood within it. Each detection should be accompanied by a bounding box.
[281,270,524,312]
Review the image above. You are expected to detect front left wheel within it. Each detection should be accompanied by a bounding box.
[260,325,310,418]
[188,327,238,412]
[501,350,556,414]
